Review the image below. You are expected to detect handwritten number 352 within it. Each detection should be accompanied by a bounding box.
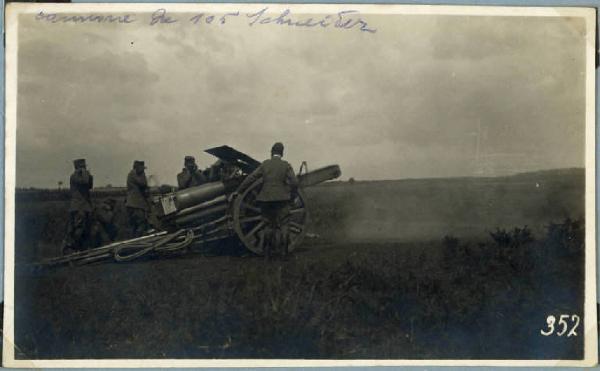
[540,314,580,337]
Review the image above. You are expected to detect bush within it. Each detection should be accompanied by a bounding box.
[489,226,534,248]
[546,218,584,256]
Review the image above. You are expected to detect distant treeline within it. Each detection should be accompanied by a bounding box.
[15,168,584,202]
[16,187,129,202]
[14,182,346,202]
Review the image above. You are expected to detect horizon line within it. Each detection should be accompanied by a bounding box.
[14,167,585,191]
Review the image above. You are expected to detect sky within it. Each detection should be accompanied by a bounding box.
[15,9,588,188]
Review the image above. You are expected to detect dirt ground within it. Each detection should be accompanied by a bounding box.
[11,169,586,360]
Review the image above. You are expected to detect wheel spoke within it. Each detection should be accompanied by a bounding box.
[290,207,305,215]
[291,198,303,208]
[246,221,265,238]
[243,191,258,206]
[241,202,261,214]
[289,221,303,234]
[240,215,263,224]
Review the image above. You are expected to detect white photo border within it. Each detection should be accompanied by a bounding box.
[3,3,597,367]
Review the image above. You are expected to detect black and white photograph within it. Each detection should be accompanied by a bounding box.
[3,3,597,367]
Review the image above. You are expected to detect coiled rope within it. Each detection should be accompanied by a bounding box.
[37,229,196,267]
[113,229,194,262]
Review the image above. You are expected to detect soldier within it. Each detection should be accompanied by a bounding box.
[90,199,119,247]
[207,159,224,182]
[126,160,150,237]
[208,159,238,182]
[177,156,207,189]
[235,142,298,259]
[62,158,94,254]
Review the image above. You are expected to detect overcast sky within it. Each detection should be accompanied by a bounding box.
[15,10,587,188]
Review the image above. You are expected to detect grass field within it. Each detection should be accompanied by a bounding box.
[12,168,586,359]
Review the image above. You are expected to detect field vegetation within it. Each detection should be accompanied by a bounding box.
[13,169,586,359]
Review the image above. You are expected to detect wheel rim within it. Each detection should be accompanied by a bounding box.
[233,180,308,255]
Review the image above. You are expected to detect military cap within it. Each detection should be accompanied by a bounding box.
[184,156,196,164]
[271,142,284,155]
[73,158,86,168]
[133,160,146,168]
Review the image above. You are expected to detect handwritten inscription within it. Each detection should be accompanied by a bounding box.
[189,11,241,26]
[149,8,178,26]
[34,8,377,33]
[35,11,136,24]
[246,8,376,33]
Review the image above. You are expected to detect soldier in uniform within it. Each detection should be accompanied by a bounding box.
[235,142,298,259]
[126,160,150,237]
[90,199,119,247]
[177,156,207,189]
[63,158,94,254]
[207,159,238,182]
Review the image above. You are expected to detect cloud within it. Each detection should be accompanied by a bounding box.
[13,12,588,187]
[430,16,585,61]
[16,23,160,187]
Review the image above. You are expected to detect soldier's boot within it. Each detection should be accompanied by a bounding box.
[263,226,273,261]
[281,244,289,260]
[72,228,86,251]
[271,228,280,259]
[61,238,75,256]
[62,220,75,255]
[132,221,144,238]
[92,226,110,248]
[281,227,289,260]
[264,243,272,261]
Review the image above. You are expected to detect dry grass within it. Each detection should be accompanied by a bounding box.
[14,219,584,359]
[12,171,586,359]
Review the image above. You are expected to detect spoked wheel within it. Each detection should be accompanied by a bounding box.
[232,180,308,255]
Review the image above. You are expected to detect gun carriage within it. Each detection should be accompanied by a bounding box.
[42,146,341,266]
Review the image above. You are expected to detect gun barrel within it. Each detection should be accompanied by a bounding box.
[175,182,226,210]
[175,203,228,226]
[156,164,340,219]
[175,195,227,218]
[298,165,341,187]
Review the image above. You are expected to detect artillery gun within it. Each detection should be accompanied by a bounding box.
[41,146,341,266]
